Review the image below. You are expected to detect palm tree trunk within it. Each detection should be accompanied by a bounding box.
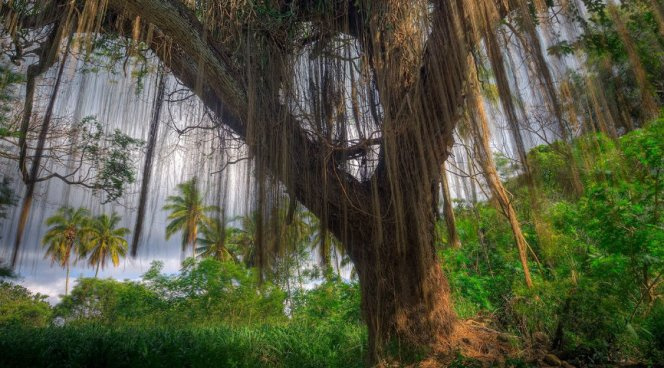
[95,262,100,278]
[65,259,70,296]
[192,229,197,259]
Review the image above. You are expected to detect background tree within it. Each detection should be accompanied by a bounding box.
[0,281,51,328]
[196,218,237,263]
[163,178,217,257]
[81,212,130,278]
[42,207,90,295]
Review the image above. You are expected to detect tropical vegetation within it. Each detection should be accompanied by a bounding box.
[0,0,663,366]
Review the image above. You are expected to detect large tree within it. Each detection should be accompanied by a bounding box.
[3,0,533,359]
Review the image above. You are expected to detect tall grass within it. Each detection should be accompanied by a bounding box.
[0,323,366,368]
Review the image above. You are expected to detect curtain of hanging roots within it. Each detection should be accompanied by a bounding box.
[2,0,662,361]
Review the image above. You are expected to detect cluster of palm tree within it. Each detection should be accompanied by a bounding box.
[43,177,351,297]
[162,178,246,264]
[163,178,349,281]
[37,172,358,300]
[42,207,129,295]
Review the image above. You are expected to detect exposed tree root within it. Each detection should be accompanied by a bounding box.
[378,318,580,367]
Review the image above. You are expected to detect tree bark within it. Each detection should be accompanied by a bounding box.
[12,33,71,267]
[353,226,456,360]
[131,69,166,256]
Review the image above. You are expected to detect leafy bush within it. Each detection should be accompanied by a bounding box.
[440,119,664,363]
[291,277,362,326]
[56,258,287,327]
[0,281,51,328]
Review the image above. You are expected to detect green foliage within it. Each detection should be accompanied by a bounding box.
[6,258,366,368]
[42,207,90,268]
[54,278,165,325]
[0,262,15,279]
[146,258,287,326]
[291,277,362,326]
[56,259,286,327]
[440,199,536,319]
[96,129,144,202]
[80,212,130,276]
[75,116,144,203]
[0,281,51,328]
[552,0,664,123]
[196,219,238,262]
[81,34,154,94]
[442,119,664,364]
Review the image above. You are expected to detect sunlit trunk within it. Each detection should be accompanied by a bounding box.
[347,208,456,361]
[467,56,534,288]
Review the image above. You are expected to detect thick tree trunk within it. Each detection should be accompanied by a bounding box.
[358,248,455,360]
[345,203,456,361]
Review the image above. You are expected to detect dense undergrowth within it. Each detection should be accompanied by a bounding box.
[1,119,662,367]
[442,117,664,366]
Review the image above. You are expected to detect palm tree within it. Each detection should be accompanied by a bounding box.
[301,210,346,278]
[81,212,130,278]
[42,207,90,295]
[196,218,238,262]
[227,214,258,267]
[163,178,217,257]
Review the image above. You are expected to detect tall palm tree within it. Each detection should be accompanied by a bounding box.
[81,212,130,278]
[196,218,238,262]
[163,178,217,257]
[42,207,90,295]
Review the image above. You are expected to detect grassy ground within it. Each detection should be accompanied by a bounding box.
[0,323,367,368]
